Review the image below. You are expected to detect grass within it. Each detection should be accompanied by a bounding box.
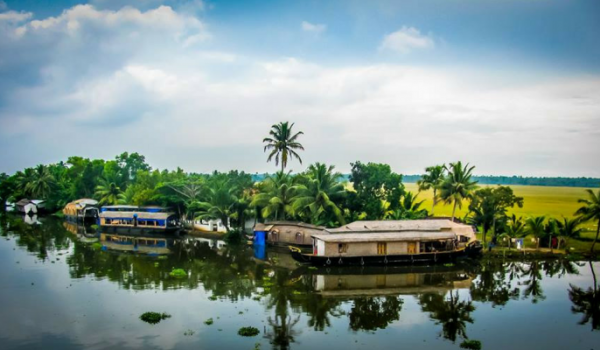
[404,183,598,232]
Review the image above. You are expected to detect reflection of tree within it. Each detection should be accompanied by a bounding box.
[2,216,71,260]
[543,259,581,279]
[470,259,519,307]
[569,261,600,331]
[519,261,545,303]
[348,296,403,331]
[264,269,301,349]
[303,295,343,331]
[419,292,475,342]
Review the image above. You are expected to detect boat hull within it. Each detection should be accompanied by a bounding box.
[290,245,482,266]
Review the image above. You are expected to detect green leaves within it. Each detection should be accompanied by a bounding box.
[263,122,305,171]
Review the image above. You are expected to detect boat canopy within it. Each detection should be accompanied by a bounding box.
[99,211,175,220]
[312,231,456,243]
[325,220,462,234]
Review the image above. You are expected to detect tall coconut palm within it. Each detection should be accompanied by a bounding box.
[439,161,478,222]
[251,172,300,221]
[95,178,125,205]
[417,164,445,216]
[26,165,56,199]
[293,163,346,225]
[575,188,600,254]
[263,122,305,172]
[526,216,546,250]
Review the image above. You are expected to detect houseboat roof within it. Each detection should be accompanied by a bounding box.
[312,231,456,243]
[16,198,31,206]
[325,219,470,234]
[102,205,139,209]
[254,221,325,231]
[66,198,98,208]
[99,211,175,219]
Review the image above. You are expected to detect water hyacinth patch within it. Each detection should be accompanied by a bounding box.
[238,327,260,337]
[139,312,171,325]
[460,339,482,350]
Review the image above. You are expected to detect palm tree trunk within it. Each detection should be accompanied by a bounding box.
[591,219,600,254]
[536,238,540,250]
[431,188,436,216]
[557,237,561,251]
[451,200,457,222]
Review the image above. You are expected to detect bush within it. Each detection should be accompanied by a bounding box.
[140,312,171,324]
[91,242,103,250]
[224,229,244,244]
[169,268,187,278]
[238,326,260,337]
[460,339,482,350]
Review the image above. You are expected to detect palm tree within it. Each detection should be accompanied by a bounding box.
[556,217,583,250]
[26,165,56,199]
[545,218,560,252]
[417,165,445,216]
[575,188,600,254]
[500,214,526,249]
[292,163,346,225]
[386,191,428,220]
[251,172,300,221]
[192,179,239,231]
[526,216,546,250]
[94,178,124,205]
[263,121,305,171]
[439,162,478,222]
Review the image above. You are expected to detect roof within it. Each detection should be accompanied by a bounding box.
[254,221,325,232]
[325,219,469,234]
[30,199,45,205]
[102,205,139,209]
[73,198,98,205]
[16,199,31,206]
[100,211,175,220]
[312,231,456,243]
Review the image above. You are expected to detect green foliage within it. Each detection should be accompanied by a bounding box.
[204,318,214,325]
[439,161,478,221]
[575,188,600,253]
[417,164,446,215]
[348,161,404,220]
[263,121,304,171]
[91,242,103,250]
[468,185,524,243]
[238,326,260,337]
[139,312,171,324]
[460,339,482,350]
[169,268,187,278]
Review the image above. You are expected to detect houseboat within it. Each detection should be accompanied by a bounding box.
[63,199,99,223]
[290,219,482,266]
[253,221,326,247]
[99,205,182,233]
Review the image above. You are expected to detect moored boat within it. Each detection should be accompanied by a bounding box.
[63,198,99,223]
[253,221,326,247]
[99,205,182,233]
[290,219,483,266]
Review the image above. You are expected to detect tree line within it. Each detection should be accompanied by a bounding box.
[0,121,598,252]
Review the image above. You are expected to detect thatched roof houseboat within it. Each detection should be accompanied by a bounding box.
[63,199,99,223]
[253,221,326,247]
[290,219,482,266]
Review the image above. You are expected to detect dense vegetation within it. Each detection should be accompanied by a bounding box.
[0,121,598,253]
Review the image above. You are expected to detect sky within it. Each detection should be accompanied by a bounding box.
[0,0,599,177]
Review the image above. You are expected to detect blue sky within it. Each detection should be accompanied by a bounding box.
[0,0,599,176]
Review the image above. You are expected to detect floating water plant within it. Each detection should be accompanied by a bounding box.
[169,268,187,278]
[91,242,103,250]
[460,339,482,350]
[208,295,218,301]
[238,327,260,337]
[184,329,195,336]
[204,318,214,325]
[139,312,171,325]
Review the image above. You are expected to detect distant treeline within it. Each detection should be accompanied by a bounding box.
[252,174,600,188]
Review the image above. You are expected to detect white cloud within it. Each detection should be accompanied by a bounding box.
[0,10,32,23]
[301,21,326,34]
[380,26,434,54]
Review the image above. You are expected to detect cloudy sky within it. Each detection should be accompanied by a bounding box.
[0,0,599,177]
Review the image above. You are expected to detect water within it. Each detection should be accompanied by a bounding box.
[0,215,598,350]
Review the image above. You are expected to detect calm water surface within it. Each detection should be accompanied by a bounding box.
[0,215,598,350]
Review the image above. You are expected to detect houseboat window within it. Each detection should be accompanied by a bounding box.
[459,235,469,243]
[377,242,387,255]
[338,243,348,253]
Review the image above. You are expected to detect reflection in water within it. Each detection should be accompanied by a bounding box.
[569,261,600,331]
[0,214,599,350]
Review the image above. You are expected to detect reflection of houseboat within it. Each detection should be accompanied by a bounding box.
[63,221,99,243]
[192,219,228,233]
[253,221,326,247]
[100,233,172,255]
[309,266,474,298]
[63,199,99,223]
[291,220,482,266]
[99,206,181,233]
[16,199,45,215]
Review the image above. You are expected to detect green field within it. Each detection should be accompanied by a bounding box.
[404,183,598,234]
